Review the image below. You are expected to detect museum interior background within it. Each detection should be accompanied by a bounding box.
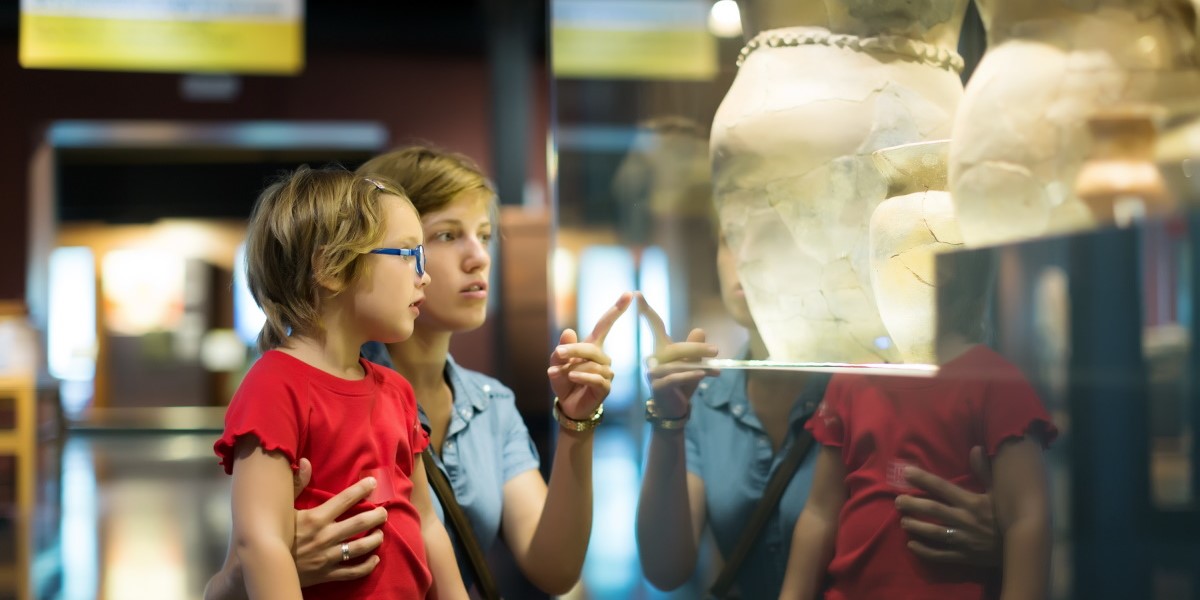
[2,0,1200,598]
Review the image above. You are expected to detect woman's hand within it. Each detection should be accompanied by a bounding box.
[637,293,719,420]
[290,458,388,586]
[896,446,1001,568]
[550,292,634,420]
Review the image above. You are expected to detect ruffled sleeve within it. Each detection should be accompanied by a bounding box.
[411,416,430,455]
[213,356,305,475]
[982,374,1059,457]
[806,374,851,448]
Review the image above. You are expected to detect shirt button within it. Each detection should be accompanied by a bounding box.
[481,384,491,394]
[446,442,456,452]
[758,436,769,446]
[460,408,471,418]
[732,405,744,416]
[699,382,709,390]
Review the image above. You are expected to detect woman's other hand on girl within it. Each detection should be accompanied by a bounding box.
[549,292,634,420]
[291,458,388,586]
[896,446,1001,568]
[637,292,719,420]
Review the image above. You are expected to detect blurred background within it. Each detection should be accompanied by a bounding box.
[1,0,1199,599]
[0,1,563,598]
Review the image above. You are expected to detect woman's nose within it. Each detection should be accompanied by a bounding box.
[464,236,491,270]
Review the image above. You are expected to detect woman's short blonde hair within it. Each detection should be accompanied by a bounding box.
[355,145,494,217]
[244,165,408,351]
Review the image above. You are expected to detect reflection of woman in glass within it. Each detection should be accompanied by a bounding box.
[636,229,1004,599]
[612,117,719,335]
[781,252,1058,599]
[205,147,631,598]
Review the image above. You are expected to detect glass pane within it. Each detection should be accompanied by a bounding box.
[552,2,1200,599]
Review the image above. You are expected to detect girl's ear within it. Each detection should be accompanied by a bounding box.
[311,247,346,293]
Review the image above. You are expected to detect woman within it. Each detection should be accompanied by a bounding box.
[635,228,1002,599]
[205,146,630,598]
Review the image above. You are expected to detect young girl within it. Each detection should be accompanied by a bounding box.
[213,167,467,599]
[780,252,1058,600]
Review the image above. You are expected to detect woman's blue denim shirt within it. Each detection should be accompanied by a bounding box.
[361,342,541,579]
[684,367,829,599]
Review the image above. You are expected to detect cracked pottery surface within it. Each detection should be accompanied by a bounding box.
[869,140,963,365]
[950,0,1200,247]
[710,0,966,363]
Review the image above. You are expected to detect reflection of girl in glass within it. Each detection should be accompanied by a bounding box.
[781,252,1059,599]
[637,229,1008,599]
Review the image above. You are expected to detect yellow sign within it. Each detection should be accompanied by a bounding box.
[552,0,717,81]
[553,27,716,80]
[20,0,303,74]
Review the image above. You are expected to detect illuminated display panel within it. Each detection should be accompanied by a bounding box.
[20,0,303,74]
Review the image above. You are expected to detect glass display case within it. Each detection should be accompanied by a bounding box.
[550,1,1200,598]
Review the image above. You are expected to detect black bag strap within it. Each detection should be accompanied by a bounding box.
[423,448,502,600]
[708,423,817,599]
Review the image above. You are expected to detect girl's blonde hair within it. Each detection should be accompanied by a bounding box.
[355,145,495,217]
[244,166,409,351]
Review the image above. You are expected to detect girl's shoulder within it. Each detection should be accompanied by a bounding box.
[237,350,310,391]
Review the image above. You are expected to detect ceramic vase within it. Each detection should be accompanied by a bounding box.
[710,1,968,362]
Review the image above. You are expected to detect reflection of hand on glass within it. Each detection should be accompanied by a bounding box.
[637,228,828,599]
[896,446,1000,567]
[634,292,718,592]
[637,292,719,420]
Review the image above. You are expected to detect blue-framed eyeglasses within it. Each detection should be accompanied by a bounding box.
[369,245,426,277]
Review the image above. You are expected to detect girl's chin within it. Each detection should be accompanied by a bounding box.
[371,333,412,346]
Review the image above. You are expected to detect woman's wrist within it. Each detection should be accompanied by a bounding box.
[645,398,690,431]
[553,397,604,432]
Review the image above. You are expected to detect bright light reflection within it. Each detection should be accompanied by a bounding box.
[62,438,98,600]
[105,481,188,599]
[577,246,638,411]
[233,242,267,347]
[201,328,248,372]
[553,247,578,329]
[60,379,94,419]
[101,249,186,336]
[638,246,671,399]
[708,0,742,38]
[48,247,96,383]
[582,428,641,598]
